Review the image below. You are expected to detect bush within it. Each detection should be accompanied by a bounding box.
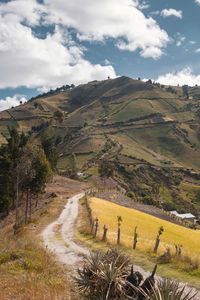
[75,248,131,299]
[152,279,197,300]
[126,191,136,199]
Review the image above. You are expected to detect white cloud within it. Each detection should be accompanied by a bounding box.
[176,41,181,47]
[43,0,169,59]
[195,0,200,5]
[138,1,150,10]
[175,33,185,47]
[150,11,160,16]
[0,0,170,92]
[0,95,27,112]
[161,8,182,19]
[195,48,200,53]
[0,0,116,90]
[156,67,200,86]
[0,0,170,96]
[104,59,111,65]
[0,0,45,26]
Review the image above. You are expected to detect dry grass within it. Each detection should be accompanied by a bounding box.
[89,197,200,275]
[0,225,74,300]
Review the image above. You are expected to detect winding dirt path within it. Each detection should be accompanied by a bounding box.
[42,193,89,267]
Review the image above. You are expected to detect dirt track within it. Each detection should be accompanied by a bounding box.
[42,193,90,267]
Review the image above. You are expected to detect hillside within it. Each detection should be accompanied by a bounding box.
[1,76,200,217]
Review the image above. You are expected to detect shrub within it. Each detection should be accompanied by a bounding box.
[152,279,197,300]
[125,191,135,199]
[75,248,131,299]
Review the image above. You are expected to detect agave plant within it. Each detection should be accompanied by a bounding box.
[152,279,198,300]
[75,248,132,299]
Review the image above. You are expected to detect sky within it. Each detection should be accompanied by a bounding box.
[1,0,200,111]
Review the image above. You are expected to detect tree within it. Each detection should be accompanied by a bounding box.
[0,154,12,214]
[0,127,29,218]
[182,85,189,99]
[98,160,113,181]
[67,153,78,179]
[41,134,58,170]
[53,110,64,123]
[14,144,52,228]
[0,127,52,230]
[55,135,62,146]
[29,145,52,212]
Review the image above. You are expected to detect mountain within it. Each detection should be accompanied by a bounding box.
[1,76,200,216]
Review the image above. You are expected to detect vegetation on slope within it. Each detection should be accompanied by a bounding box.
[1,76,200,222]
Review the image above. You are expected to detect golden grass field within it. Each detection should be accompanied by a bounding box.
[89,197,200,258]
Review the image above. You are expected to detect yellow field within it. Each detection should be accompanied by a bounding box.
[89,197,200,257]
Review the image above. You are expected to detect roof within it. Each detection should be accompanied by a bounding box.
[170,210,179,216]
[170,211,196,219]
[179,213,196,219]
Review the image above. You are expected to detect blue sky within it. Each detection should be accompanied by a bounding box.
[0,0,200,110]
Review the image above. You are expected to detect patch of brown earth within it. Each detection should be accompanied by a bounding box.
[95,191,186,226]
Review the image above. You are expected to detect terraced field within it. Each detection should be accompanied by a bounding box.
[1,76,200,215]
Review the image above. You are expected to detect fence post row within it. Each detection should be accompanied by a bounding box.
[85,193,178,258]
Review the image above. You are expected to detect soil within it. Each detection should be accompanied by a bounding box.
[95,191,187,227]
[42,193,90,268]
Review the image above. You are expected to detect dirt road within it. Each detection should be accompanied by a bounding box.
[42,193,89,267]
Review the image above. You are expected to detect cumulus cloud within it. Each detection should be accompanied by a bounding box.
[156,67,200,86]
[195,0,200,5]
[0,95,27,112]
[0,0,170,94]
[0,0,171,96]
[0,0,45,26]
[195,48,200,53]
[161,8,182,19]
[43,0,169,59]
[0,0,116,90]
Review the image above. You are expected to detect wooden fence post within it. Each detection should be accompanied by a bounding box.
[117,216,122,246]
[94,218,99,237]
[102,225,108,241]
[133,226,138,250]
[90,219,94,234]
[154,226,164,253]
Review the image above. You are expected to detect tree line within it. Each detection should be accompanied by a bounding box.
[0,127,54,232]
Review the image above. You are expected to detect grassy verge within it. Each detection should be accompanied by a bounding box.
[76,196,200,290]
[0,195,78,300]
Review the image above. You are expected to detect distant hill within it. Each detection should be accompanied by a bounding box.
[1,76,200,217]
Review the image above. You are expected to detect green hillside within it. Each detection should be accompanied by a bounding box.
[1,76,200,217]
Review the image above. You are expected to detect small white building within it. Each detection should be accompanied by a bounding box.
[170,211,196,223]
